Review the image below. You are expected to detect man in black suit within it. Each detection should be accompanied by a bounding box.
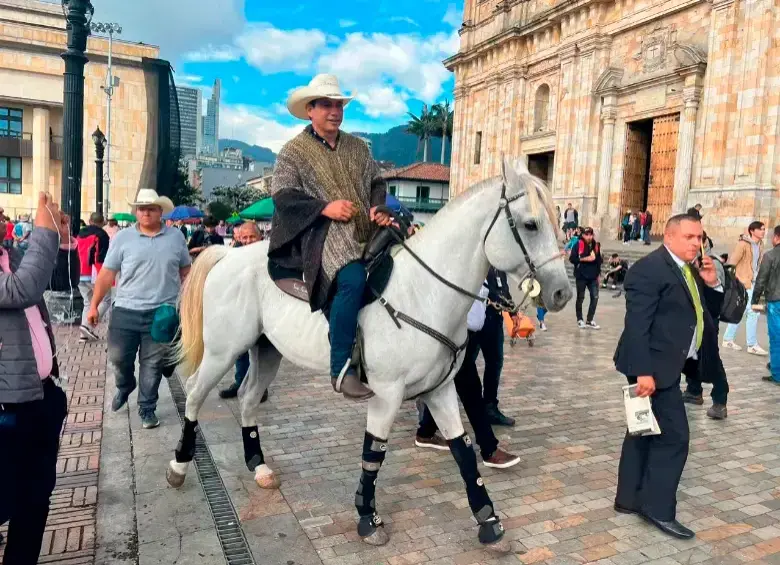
[613,214,723,539]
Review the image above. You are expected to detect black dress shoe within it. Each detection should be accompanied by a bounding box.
[641,514,694,539]
[613,502,637,514]
[682,391,704,405]
[486,405,516,427]
[219,382,240,399]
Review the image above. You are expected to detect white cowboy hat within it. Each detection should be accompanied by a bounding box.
[287,74,354,120]
[127,188,174,214]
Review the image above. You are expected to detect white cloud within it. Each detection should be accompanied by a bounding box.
[236,24,327,73]
[443,4,462,28]
[183,45,241,63]
[176,74,203,86]
[390,16,419,27]
[219,105,302,153]
[339,19,358,28]
[318,31,457,105]
[354,86,409,118]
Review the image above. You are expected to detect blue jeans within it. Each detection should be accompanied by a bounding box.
[723,287,759,346]
[768,302,780,382]
[537,307,547,322]
[235,352,250,386]
[329,262,367,377]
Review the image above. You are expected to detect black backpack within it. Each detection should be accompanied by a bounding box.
[719,264,748,324]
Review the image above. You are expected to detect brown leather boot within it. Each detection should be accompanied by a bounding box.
[332,370,374,400]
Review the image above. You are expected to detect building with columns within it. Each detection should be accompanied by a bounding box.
[0,0,177,221]
[445,0,779,240]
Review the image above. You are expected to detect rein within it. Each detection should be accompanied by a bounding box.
[371,183,563,398]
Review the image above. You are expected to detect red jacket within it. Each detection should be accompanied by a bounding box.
[76,225,109,278]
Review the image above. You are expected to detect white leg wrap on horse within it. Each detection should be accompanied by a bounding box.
[254,464,280,489]
[170,460,189,474]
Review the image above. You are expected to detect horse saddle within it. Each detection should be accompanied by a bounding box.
[268,226,402,308]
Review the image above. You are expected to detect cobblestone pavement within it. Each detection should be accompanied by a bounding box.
[10,293,778,565]
[0,326,105,565]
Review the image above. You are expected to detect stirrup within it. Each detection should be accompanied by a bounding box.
[333,359,353,393]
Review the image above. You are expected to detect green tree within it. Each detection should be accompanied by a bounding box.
[431,100,454,165]
[405,103,437,162]
[211,185,265,213]
[170,166,203,206]
[206,200,232,222]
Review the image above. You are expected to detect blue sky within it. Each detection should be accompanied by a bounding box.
[97,0,463,151]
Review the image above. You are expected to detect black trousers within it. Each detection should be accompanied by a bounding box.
[470,311,504,407]
[575,279,599,322]
[0,378,68,564]
[417,334,499,460]
[684,326,729,406]
[616,375,689,521]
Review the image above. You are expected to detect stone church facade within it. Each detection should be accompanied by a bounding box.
[444,0,779,240]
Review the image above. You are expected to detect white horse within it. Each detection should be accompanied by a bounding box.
[166,158,572,547]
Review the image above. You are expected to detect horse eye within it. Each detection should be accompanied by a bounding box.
[524,220,539,232]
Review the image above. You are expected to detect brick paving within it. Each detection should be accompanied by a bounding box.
[0,326,105,565]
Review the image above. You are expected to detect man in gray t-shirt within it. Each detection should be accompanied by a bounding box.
[87,190,192,429]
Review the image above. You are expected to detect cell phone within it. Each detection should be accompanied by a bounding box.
[698,243,705,268]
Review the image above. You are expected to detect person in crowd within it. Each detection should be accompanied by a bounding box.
[104,217,120,240]
[571,227,602,329]
[603,253,628,290]
[45,213,82,325]
[0,193,69,562]
[188,215,224,258]
[13,213,32,254]
[216,219,228,237]
[87,189,191,429]
[639,209,653,245]
[177,220,189,241]
[555,205,562,233]
[219,222,268,404]
[682,242,729,418]
[564,227,581,252]
[415,289,521,468]
[621,210,632,244]
[77,213,111,341]
[686,204,703,220]
[752,225,780,384]
[722,221,767,355]
[268,73,391,400]
[614,214,723,540]
[563,202,578,240]
[631,212,641,241]
[536,306,548,332]
[470,268,516,426]
[1,208,14,250]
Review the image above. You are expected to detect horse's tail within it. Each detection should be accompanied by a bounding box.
[176,245,229,377]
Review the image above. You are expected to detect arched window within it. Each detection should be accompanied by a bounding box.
[534,84,551,132]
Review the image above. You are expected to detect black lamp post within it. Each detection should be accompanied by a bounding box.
[92,126,106,216]
[61,0,94,236]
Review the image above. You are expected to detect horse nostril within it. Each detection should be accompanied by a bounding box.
[553,288,569,306]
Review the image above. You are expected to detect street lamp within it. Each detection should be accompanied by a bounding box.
[61,0,94,236]
[92,126,106,215]
[89,21,121,215]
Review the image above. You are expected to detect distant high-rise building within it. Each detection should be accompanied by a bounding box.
[203,78,221,155]
[176,86,202,158]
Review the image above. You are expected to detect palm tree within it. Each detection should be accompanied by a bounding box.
[431,100,454,165]
[406,104,437,162]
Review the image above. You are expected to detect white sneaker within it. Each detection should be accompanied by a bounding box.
[577,320,586,329]
[586,321,601,330]
[539,321,548,332]
[722,340,742,351]
[747,345,768,356]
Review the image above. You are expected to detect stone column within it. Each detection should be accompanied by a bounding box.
[596,94,617,218]
[672,83,702,214]
[32,107,51,199]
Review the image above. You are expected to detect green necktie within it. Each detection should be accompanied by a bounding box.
[682,264,704,351]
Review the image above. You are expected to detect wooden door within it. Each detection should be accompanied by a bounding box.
[647,114,679,236]
[619,125,650,237]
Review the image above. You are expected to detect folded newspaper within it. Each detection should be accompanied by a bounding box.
[622,385,661,436]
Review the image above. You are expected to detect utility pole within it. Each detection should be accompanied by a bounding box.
[60,0,94,235]
[89,21,122,217]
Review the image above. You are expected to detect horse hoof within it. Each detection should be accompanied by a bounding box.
[254,464,280,489]
[166,466,186,489]
[479,519,506,546]
[361,526,389,546]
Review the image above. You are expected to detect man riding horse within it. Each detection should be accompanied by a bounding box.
[269,74,392,400]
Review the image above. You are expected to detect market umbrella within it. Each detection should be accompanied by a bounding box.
[239,197,275,221]
[164,205,204,221]
[226,214,243,225]
[112,212,135,222]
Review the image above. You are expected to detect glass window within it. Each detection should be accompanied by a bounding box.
[416,186,430,202]
[0,107,22,138]
[388,186,397,196]
[0,157,22,194]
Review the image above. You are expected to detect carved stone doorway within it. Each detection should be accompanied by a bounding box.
[528,151,554,185]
